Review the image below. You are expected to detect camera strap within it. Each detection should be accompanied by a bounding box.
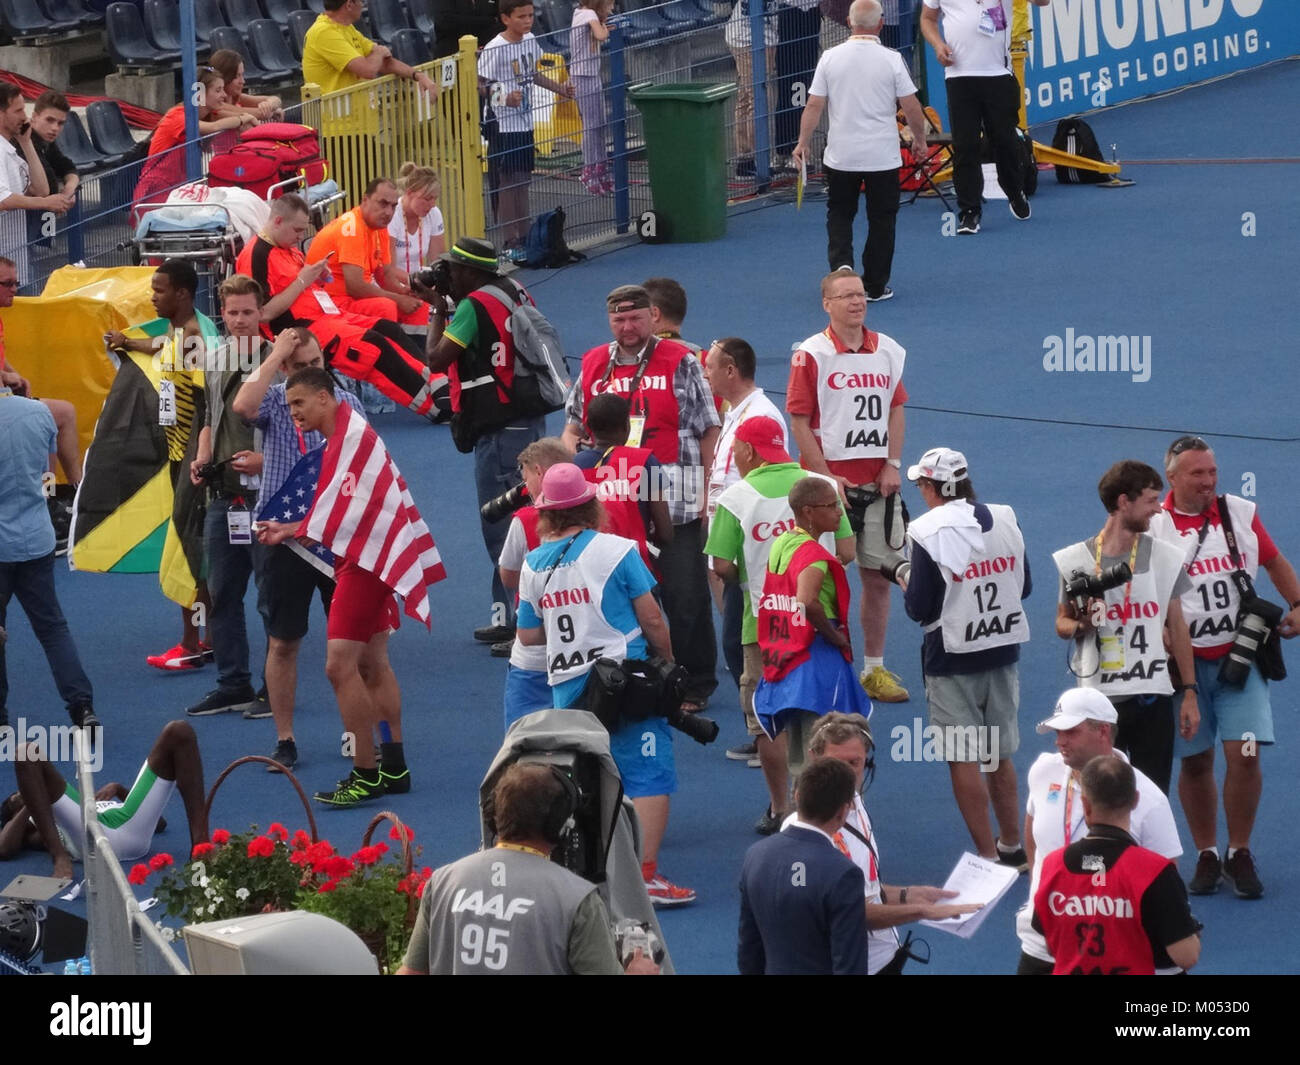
[1215,495,1257,601]
[539,533,582,598]
[599,337,657,412]
[1183,508,1215,570]
[1092,529,1139,629]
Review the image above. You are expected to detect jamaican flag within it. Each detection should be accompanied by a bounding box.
[70,314,218,608]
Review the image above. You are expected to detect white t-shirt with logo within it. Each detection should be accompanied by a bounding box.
[924,0,1014,79]
[387,200,444,276]
[809,35,918,172]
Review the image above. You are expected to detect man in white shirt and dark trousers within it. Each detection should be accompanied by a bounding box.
[793,0,928,302]
[920,0,1049,234]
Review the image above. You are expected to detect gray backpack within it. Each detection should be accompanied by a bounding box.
[482,283,571,415]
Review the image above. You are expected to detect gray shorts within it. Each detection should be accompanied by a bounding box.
[923,664,1020,763]
[854,490,907,570]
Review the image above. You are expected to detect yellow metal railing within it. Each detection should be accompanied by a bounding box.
[300,35,486,244]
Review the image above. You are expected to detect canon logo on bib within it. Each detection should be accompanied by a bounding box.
[1047,892,1135,919]
[952,555,1018,581]
[1104,600,1161,622]
[751,518,797,542]
[826,372,890,391]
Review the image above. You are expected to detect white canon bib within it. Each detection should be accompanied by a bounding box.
[801,331,905,463]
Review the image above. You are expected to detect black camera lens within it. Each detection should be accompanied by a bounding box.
[480,482,529,524]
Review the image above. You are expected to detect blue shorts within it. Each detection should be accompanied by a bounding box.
[503,665,554,732]
[609,716,676,799]
[1177,656,1274,757]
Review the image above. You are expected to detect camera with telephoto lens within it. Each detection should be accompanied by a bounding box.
[1218,595,1283,687]
[613,918,664,967]
[880,560,911,589]
[413,260,453,297]
[586,656,719,745]
[480,481,529,524]
[195,458,229,484]
[1063,562,1132,614]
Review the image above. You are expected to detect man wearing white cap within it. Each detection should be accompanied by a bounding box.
[1015,688,1182,975]
[902,447,1029,867]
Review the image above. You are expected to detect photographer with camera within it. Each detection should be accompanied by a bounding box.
[184,276,271,720]
[398,763,658,974]
[1148,437,1300,899]
[902,448,1030,866]
[786,268,910,704]
[515,464,696,907]
[1053,461,1198,797]
[421,237,549,647]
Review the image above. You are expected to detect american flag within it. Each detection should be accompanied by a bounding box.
[258,447,336,577]
[299,403,446,627]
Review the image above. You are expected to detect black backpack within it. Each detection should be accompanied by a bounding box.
[1052,119,1108,184]
[523,206,586,269]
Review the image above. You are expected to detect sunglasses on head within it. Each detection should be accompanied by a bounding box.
[1169,435,1208,456]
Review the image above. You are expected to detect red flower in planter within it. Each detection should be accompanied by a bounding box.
[149,853,174,871]
[128,864,150,885]
[268,823,289,842]
[291,830,311,850]
[212,829,231,845]
[323,855,355,879]
[305,841,334,866]
[191,842,215,859]
[388,823,415,842]
[317,879,338,894]
[247,836,276,858]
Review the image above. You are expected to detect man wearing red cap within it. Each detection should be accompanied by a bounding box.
[786,268,910,703]
[706,417,854,833]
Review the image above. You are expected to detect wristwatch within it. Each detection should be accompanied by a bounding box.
[1175,683,1198,694]
[886,458,901,469]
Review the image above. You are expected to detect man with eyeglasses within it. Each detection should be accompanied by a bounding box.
[786,268,910,704]
[1147,436,1300,900]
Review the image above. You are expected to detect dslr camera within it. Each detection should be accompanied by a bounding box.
[480,481,530,524]
[195,458,229,484]
[1063,562,1132,615]
[1219,594,1283,687]
[587,656,719,745]
[412,260,453,298]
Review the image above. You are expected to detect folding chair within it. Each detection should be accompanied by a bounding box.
[898,105,954,211]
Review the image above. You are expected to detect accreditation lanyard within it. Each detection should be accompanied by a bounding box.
[600,338,656,416]
[1093,529,1140,631]
[495,842,548,859]
[1062,773,1081,846]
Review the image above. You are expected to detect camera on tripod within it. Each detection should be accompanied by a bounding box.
[480,481,530,524]
[587,656,719,745]
[1063,562,1132,615]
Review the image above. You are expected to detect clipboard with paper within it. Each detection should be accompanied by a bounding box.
[918,852,1020,939]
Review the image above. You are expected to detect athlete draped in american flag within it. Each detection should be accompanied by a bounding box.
[257,365,446,807]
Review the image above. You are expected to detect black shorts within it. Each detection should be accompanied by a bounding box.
[256,543,334,642]
[488,129,535,188]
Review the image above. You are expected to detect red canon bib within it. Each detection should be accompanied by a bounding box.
[446,289,517,412]
[1035,844,1173,976]
[578,339,690,465]
[583,444,656,572]
[758,536,852,682]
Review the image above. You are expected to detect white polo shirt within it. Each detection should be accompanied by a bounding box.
[809,35,918,173]
[706,388,787,518]
[0,138,32,280]
[1016,749,1182,964]
[924,0,1014,79]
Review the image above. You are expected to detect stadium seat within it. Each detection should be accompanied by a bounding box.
[407,0,435,39]
[194,0,230,47]
[209,25,293,85]
[42,0,103,31]
[221,0,266,30]
[106,1,181,69]
[304,0,324,12]
[0,0,83,38]
[262,0,304,22]
[366,0,409,46]
[86,100,140,162]
[684,0,725,23]
[247,19,300,81]
[389,27,430,67]
[533,0,572,55]
[353,9,372,38]
[660,0,700,26]
[616,0,669,46]
[286,6,315,60]
[54,111,115,174]
[143,0,210,58]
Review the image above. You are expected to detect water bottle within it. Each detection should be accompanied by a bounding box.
[63,959,80,975]
[79,955,92,975]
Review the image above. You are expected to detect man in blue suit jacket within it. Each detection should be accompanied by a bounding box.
[738,757,870,974]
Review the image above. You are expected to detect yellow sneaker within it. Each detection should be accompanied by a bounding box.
[860,666,909,703]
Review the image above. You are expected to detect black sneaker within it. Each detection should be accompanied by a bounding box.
[866,287,894,302]
[267,739,298,773]
[755,807,782,836]
[996,844,1030,874]
[957,210,981,235]
[380,766,411,794]
[186,686,258,717]
[243,686,272,719]
[473,624,515,643]
[726,740,757,762]
[68,702,100,730]
[490,640,513,659]
[1009,193,1032,220]
[1223,848,1263,899]
[314,768,386,807]
[1188,850,1223,895]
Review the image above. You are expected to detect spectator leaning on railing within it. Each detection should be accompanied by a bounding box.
[302,0,439,98]
[209,49,285,123]
[0,83,69,285]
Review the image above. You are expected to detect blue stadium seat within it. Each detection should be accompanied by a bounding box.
[407,0,435,39]
[143,0,210,58]
[209,25,293,85]
[286,6,315,60]
[0,0,82,38]
[247,19,300,80]
[86,99,140,161]
[304,0,324,12]
[43,0,103,31]
[54,111,114,174]
[684,0,725,23]
[533,0,572,56]
[262,0,304,22]
[616,0,669,46]
[366,0,409,46]
[194,0,230,47]
[106,1,181,69]
[660,0,700,26]
[389,26,430,67]
[221,0,266,29]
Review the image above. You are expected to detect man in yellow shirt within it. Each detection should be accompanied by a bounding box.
[302,0,439,97]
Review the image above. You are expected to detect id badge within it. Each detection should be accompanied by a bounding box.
[313,289,340,315]
[987,2,1007,30]
[157,378,177,426]
[1099,629,1126,672]
[627,414,646,448]
[227,506,252,546]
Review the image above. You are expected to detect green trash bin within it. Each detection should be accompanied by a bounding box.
[628,81,737,243]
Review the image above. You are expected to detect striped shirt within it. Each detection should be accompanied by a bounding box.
[251,380,364,514]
